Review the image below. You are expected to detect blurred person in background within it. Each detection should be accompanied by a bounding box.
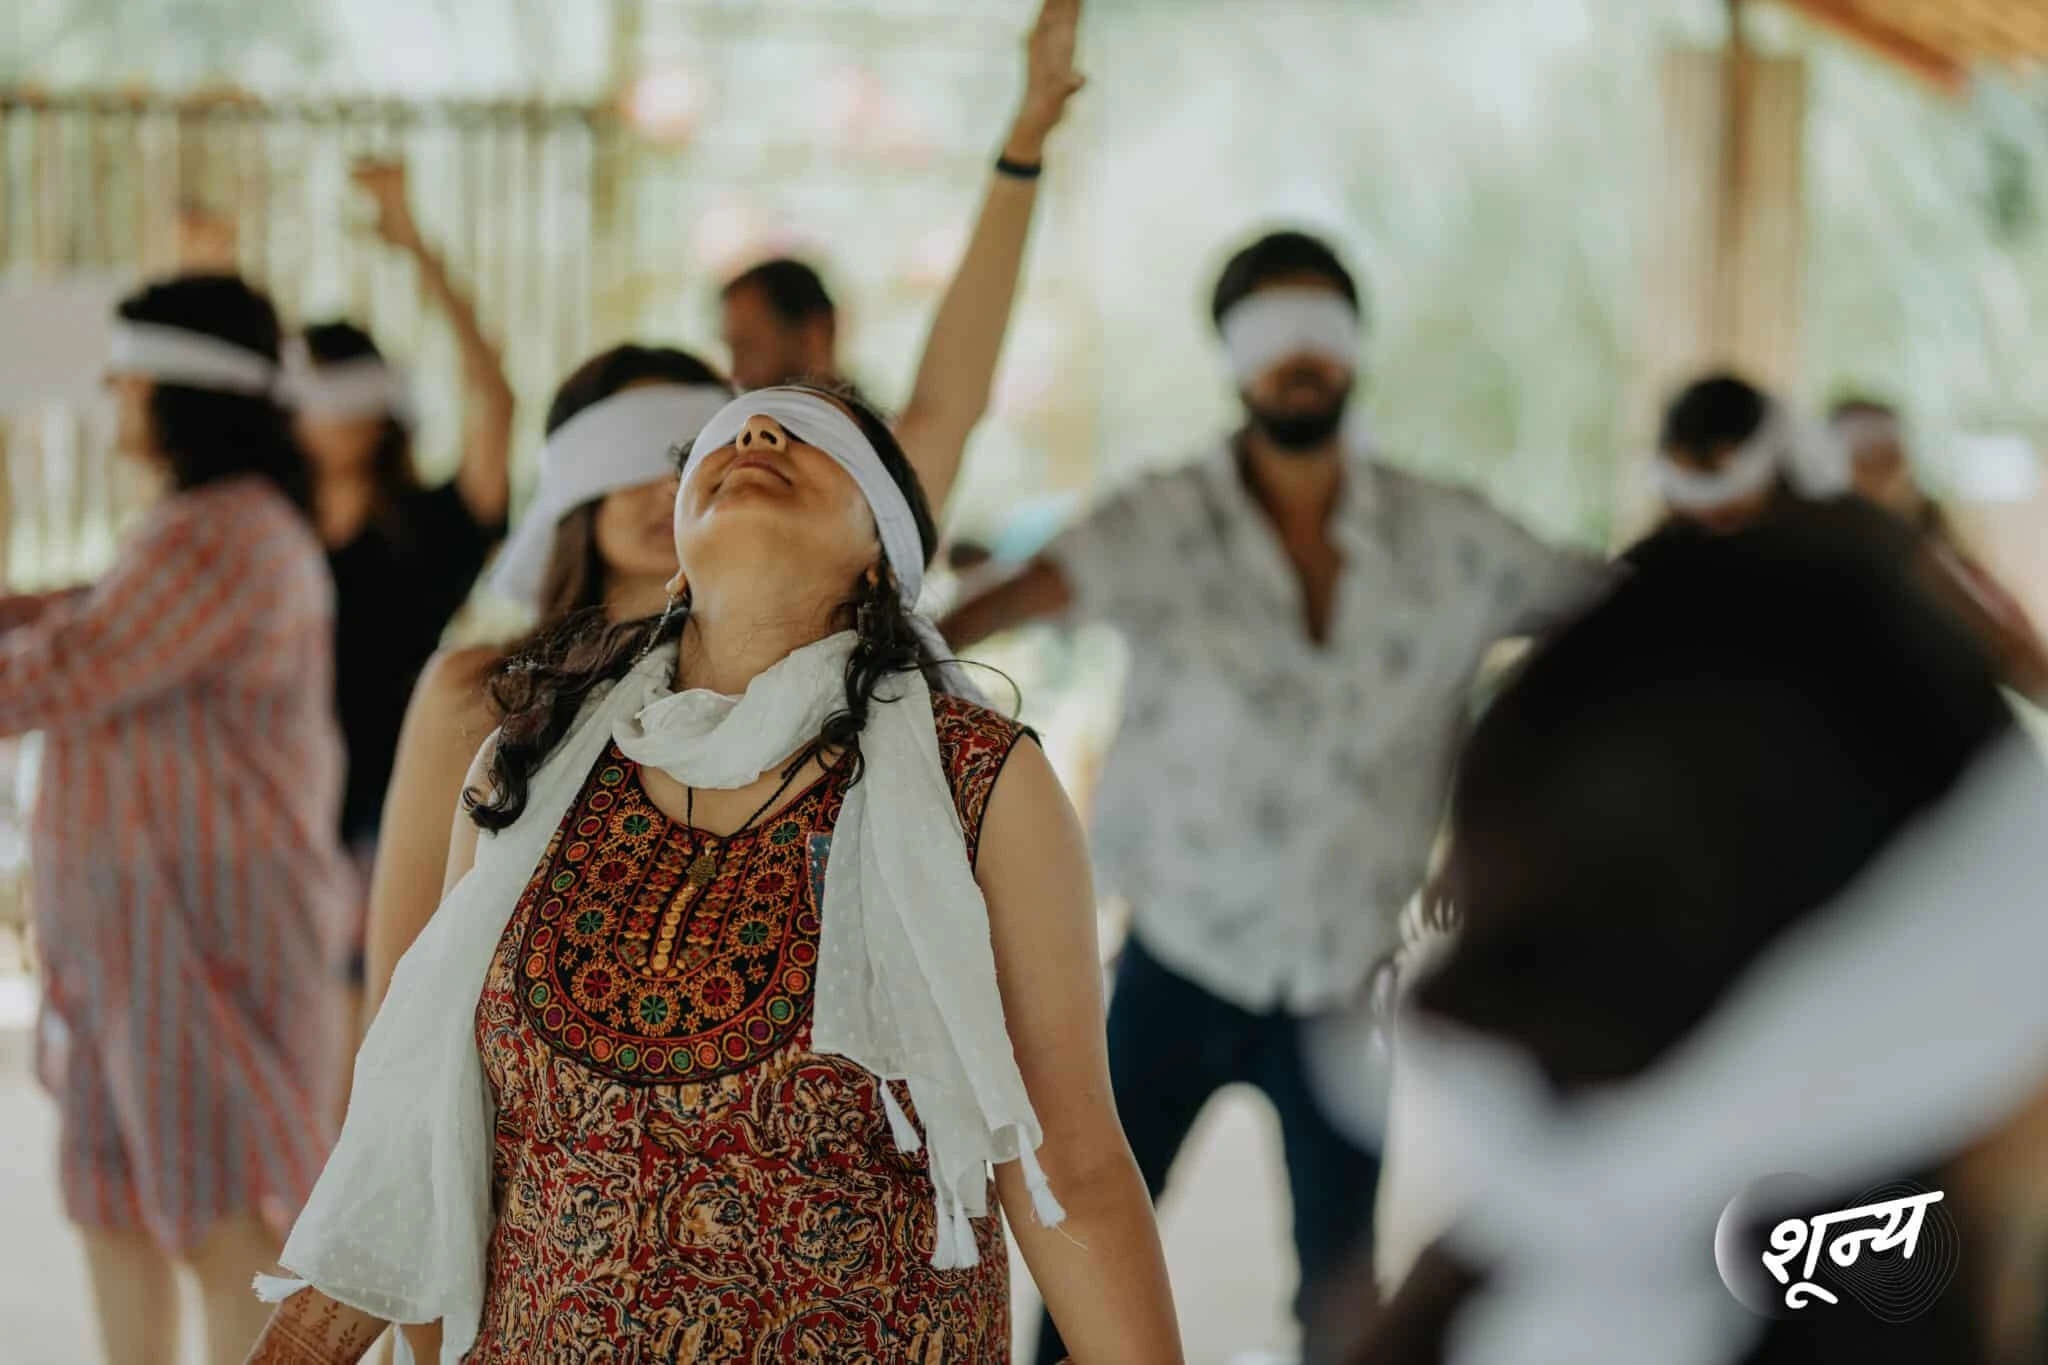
[1354,499,2042,1365]
[282,158,513,1054]
[944,227,1604,1365]
[249,383,1182,1365]
[0,274,348,1365]
[1649,373,1851,538]
[720,256,840,392]
[1831,397,2048,701]
[358,343,730,1042]
[351,345,729,1365]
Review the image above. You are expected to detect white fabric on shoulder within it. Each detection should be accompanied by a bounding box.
[106,321,276,394]
[262,633,1056,1360]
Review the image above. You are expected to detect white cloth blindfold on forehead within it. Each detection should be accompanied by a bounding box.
[685,388,927,605]
[1655,400,1851,513]
[487,383,732,611]
[1219,288,1361,387]
[106,321,277,395]
[276,348,416,426]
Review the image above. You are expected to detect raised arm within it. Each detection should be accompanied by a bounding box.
[360,646,501,1032]
[354,159,515,527]
[895,0,1085,514]
[978,739,1182,1364]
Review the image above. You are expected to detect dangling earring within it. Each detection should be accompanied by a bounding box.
[635,584,687,663]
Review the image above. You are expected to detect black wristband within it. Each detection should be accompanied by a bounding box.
[995,155,1043,180]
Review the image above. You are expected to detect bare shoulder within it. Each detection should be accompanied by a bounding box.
[408,644,504,740]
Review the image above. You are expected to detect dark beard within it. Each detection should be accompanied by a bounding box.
[1248,400,1346,453]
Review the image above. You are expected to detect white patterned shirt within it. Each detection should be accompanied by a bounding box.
[1046,437,1605,1014]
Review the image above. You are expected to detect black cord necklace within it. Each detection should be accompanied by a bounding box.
[647,750,817,976]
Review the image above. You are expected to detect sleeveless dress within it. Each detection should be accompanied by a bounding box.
[467,694,1032,1364]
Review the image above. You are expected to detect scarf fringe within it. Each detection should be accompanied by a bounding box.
[879,1081,923,1155]
[1017,1142,1068,1228]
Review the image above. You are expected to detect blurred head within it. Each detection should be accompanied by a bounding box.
[672,382,938,623]
[293,322,417,502]
[1423,500,2009,1092]
[1212,230,1364,454]
[1656,373,1781,534]
[107,273,310,510]
[720,258,838,391]
[535,345,733,626]
[1831,397,1925,520]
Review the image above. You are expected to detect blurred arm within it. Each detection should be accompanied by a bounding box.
[980,739,1183,1364]
[0,512,256,734]
[355,160,515,527]
[894,0,1084,514]
[939,556,1073,649]
[0,588,85,632]
[360,646,501,1032]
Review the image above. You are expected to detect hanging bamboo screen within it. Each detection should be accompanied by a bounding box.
[0,90,633,590]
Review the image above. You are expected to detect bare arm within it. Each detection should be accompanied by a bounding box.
[0,587,83,632]
[355,160,515,526]
[939,556,1073,650]
[979,739,1181,1363]
[895,0,1084,514]
[360,646,501,1032]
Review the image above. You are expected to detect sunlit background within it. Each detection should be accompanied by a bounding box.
[5,1,2048,1360]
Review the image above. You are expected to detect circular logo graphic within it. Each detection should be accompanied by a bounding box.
[1716,1174,1960,1323]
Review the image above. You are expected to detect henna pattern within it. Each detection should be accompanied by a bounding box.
[245,1292,381,1365]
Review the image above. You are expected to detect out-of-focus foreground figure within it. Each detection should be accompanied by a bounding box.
[1359,499,2048,1365]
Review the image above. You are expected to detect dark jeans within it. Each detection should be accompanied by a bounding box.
[1033,934,1381,1365]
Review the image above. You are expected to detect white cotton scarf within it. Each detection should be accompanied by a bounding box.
[259,441,1053,1365]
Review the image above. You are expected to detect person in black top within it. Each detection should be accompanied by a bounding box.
[281,159,513,997]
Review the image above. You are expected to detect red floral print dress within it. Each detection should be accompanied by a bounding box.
[467,694,1033,1364]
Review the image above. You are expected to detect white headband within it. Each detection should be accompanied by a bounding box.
[1219,287,1361,387]
[1655,400,1852,513]
[487,383,733,611]
[685,388,927,605]
[276,344,416,426]
[106,320,276,395]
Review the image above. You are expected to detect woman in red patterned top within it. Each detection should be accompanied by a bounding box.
[0,274,349,1365]
[252,383,1181,1364]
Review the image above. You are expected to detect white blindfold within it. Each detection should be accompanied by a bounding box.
[275,339,416,426]
[1219,288,1361,387]
[684,388,927,605]
[487,383,733,612]
[1656,400,1852,513]
[105,320,277,395]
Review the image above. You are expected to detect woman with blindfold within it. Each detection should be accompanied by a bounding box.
[250,385,1181,1364]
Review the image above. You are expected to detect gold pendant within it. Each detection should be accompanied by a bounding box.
[688,853,719,885]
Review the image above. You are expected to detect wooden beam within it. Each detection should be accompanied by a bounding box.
[1775,0,1968,92]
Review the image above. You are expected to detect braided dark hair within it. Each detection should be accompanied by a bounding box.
[469,380,947,830]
